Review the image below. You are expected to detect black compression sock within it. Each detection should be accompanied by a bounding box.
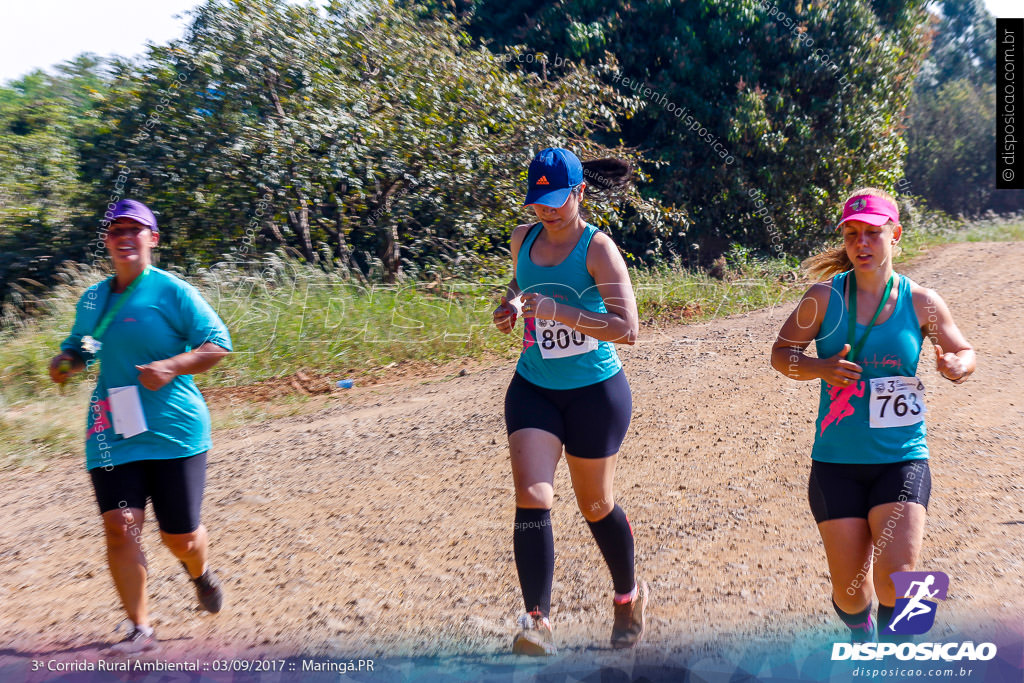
[586,504,636,596]
[513,507,554,617]
[833,598,873,629]
[877,603,894,631]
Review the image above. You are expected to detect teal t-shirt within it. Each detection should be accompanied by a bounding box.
[61,267,233,470]
[515,222,622,389]
[811,271,928,464]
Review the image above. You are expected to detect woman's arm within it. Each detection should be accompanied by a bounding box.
[520,231,638,345]
[50,285,104,383]
[493,224,532,334]
[135,342,230,391]
[505,224,530,299]
[770,282,862,385]
[912,285,975,383]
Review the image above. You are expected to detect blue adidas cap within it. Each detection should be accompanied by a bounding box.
[523,148,584,208]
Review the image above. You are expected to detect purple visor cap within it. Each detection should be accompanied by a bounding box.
[109,199,158,233]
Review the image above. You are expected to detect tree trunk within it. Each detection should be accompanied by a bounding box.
[377,222,401,283]
[286,205,315,262]
[370,179,404,282]
[262,221,285,244]
[328,194,357,272]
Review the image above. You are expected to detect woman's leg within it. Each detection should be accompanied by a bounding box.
[865,460,931,639]
[509,427,563,617]
[817,518,875,614]
[161,524,208,577]
[101,507,149,627]
[566,452,617,522]
[562,370,635,596]
[818,518,880,642]
[869,501,927,639]
[149,452,222,612]
[810,460,877,637]
[149,451,208,576]
[566,451,646,648]
[565,453,634,596]
[91,462,150,628]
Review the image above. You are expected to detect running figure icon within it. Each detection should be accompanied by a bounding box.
[888,574,939,631]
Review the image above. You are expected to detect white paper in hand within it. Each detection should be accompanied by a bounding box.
[108,385,148,438]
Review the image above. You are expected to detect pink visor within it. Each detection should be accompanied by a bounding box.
[837,194,899,229]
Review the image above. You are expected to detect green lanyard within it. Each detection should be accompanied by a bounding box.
[91,267,151,340]
[847,272,895,362]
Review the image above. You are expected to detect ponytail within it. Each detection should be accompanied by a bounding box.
[802,247,853,281]
[581,158,633,195]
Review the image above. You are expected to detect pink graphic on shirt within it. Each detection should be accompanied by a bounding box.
[87,398,112,437]
[523,317,536,350]
[862,353,903,370]
[820,381,865,435]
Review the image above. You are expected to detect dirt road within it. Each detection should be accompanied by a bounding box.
[1,242,1021,671]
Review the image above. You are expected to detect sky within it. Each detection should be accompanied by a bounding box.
[0,0,1020,85]
[1,1,200,84]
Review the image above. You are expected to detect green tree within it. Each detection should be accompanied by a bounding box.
[83,0,646,282]
[916,0,995,90]
[905,79,995,216]
[0,56,109,299]
[905,0,1024,214]
[415,0,932,260]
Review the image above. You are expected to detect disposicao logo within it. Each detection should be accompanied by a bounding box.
[832,571,997,663]
[831,641,997,662]
[888,571,947,635]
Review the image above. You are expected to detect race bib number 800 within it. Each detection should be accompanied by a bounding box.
[536,318,598,359]
[869,376,926,429]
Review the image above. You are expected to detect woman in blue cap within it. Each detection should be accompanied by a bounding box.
[770,188,975,642]
[492,148,647,655]
[48,199,232,654]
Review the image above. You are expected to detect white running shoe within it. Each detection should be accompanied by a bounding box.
[105,621,158,655]
[512,611,557,656]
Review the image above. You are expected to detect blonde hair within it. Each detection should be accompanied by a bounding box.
[803,187,901,281]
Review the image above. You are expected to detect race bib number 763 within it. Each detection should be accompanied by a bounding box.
[869,376,926,429]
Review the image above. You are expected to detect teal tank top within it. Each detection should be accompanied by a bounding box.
[812,271,929,464]
[515,222,622,389]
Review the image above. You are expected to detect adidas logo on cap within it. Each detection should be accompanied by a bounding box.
[535,176,550,186]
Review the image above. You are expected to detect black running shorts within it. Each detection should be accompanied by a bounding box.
[808,459,931,524]
[504,370,632,459]
[89,452,207,534]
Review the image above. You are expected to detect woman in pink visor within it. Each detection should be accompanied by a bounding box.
[769,188,975,642]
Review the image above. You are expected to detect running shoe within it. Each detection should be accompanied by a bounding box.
[512,611,557,656]
[105,622,158,655]
[850,614,877,643]
[611,580,648,649]
[182,562,224,613]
